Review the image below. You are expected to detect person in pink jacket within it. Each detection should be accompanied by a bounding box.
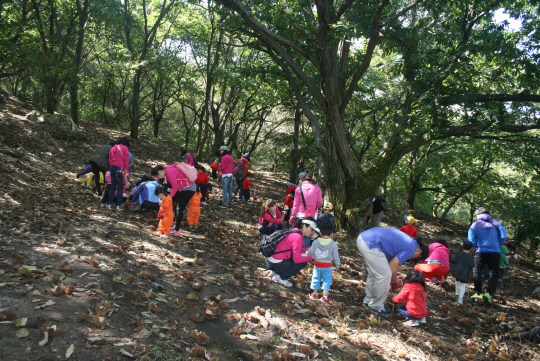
[414,239,451,285]
[217,145,234,208]
[107,137,130,210]
[266,218,319,287]
[164,162,196,237]
[258,199,288,236]
[289,172,323,246]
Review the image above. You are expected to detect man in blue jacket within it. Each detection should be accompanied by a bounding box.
[469,207,507,303]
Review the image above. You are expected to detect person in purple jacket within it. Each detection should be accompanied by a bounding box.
[469,207,507,304]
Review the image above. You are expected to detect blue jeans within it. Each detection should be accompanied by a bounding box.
[399,306,422,321]
[266,258,307,280]
[109,166,124,207]
[499,267,506,280]
[233,176,243,196]
[310,266,333,291]
[259,223,283,235]
[221,176,233,206]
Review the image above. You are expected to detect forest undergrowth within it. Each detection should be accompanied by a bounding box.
[1,96,540,360]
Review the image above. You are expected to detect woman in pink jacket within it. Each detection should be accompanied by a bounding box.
[289,172,323,246]
[258,199,288,236]
[414,239,451,285]
[266,218,319,287]
[217,145,234,208]
[150,162,196,237]
[107,137,130,210]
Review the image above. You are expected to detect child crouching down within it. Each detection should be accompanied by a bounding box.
[187,191,202,228]
[392,270,428,326]
[306,220,340,306]
[156,186,174,239]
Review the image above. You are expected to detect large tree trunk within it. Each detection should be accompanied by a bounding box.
[130,68,142,139]
[289,100,301,183]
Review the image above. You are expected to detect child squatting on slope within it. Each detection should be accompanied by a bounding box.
[155,186,174,240]
[306,220,340,306]
[392,270,428,327]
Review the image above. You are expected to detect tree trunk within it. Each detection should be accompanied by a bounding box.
[289,100,301,183]
[130,68,142,139]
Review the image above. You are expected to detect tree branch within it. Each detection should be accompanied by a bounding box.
[441,93,540,105]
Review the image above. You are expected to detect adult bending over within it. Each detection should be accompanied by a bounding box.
[289,172,322,247]
[356,227,429,317]
[469,207,507,303]
[266,218,318,287]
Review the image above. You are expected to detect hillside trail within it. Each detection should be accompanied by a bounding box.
[1,96,539,361]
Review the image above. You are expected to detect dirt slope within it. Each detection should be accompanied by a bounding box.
[1,97,539,361]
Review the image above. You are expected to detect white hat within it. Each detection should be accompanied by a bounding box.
[301,219,320,234]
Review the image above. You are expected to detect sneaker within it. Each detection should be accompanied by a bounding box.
[457,298,463,304]
[202,202,208,206]
[268,270,276,278]
[471,293,483,299]
[483,292,492,304]
[218,205,227,209]
[272,274,292,287]
[367,306,391,318]
[320,296,333,306]
[309,292,319,300]
[116,206,123,211]
[403,319,420,327]
[160,234,170,240]
[106,205,112,209]
[100,203,105,208]
[419,317,426,323]
[171,229,182,237]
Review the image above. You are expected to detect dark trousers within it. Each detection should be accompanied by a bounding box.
[266,258,307,280]
[473,252,501,295]
[89,161,105,195]
[242,188,250,201]
[212,170,217,179]
[399,306,422,321]
[141,200,160,211]
[196,183,207,202]
[259,223,283,235]
[101,184,110,205]
[109,166,124,207]
[172,190,195,231]
[233,176,243,196]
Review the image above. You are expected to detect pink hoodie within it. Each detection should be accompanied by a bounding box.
[218,154,234,175]
[259,208,283,226]
[271,229,312,264]
[426,242,450,267]
[108,144,129,171]
[165,163,193,198]
[290,181,323,219]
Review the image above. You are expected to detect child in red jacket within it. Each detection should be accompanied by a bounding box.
[241,173,253,203]
[283,184,295,228]
[400,215,418,238]
[392,270,428,327]
[210,159,219,181]
[195,165,210,205]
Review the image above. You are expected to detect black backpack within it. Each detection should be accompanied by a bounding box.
[375,195,388,212]
[258,230,302,258]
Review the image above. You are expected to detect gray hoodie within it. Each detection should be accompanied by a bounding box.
[307,237,340,269]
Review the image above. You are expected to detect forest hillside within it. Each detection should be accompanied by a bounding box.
[1,97,540,360]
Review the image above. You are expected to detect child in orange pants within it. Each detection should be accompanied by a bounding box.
[156,186,174,239]
[187,191,202,227]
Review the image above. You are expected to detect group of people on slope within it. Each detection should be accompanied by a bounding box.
[259,173,510,325]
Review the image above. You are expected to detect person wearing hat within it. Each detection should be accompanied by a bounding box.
[265,218,318,287]
[233,153,250,200]
[451,240,476,304]
[317,202,335,233]
[356,227,429,317]
[469,207,507,303]
[217,146,234,208]
[289,172,323,246]
[400,215,417,238]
